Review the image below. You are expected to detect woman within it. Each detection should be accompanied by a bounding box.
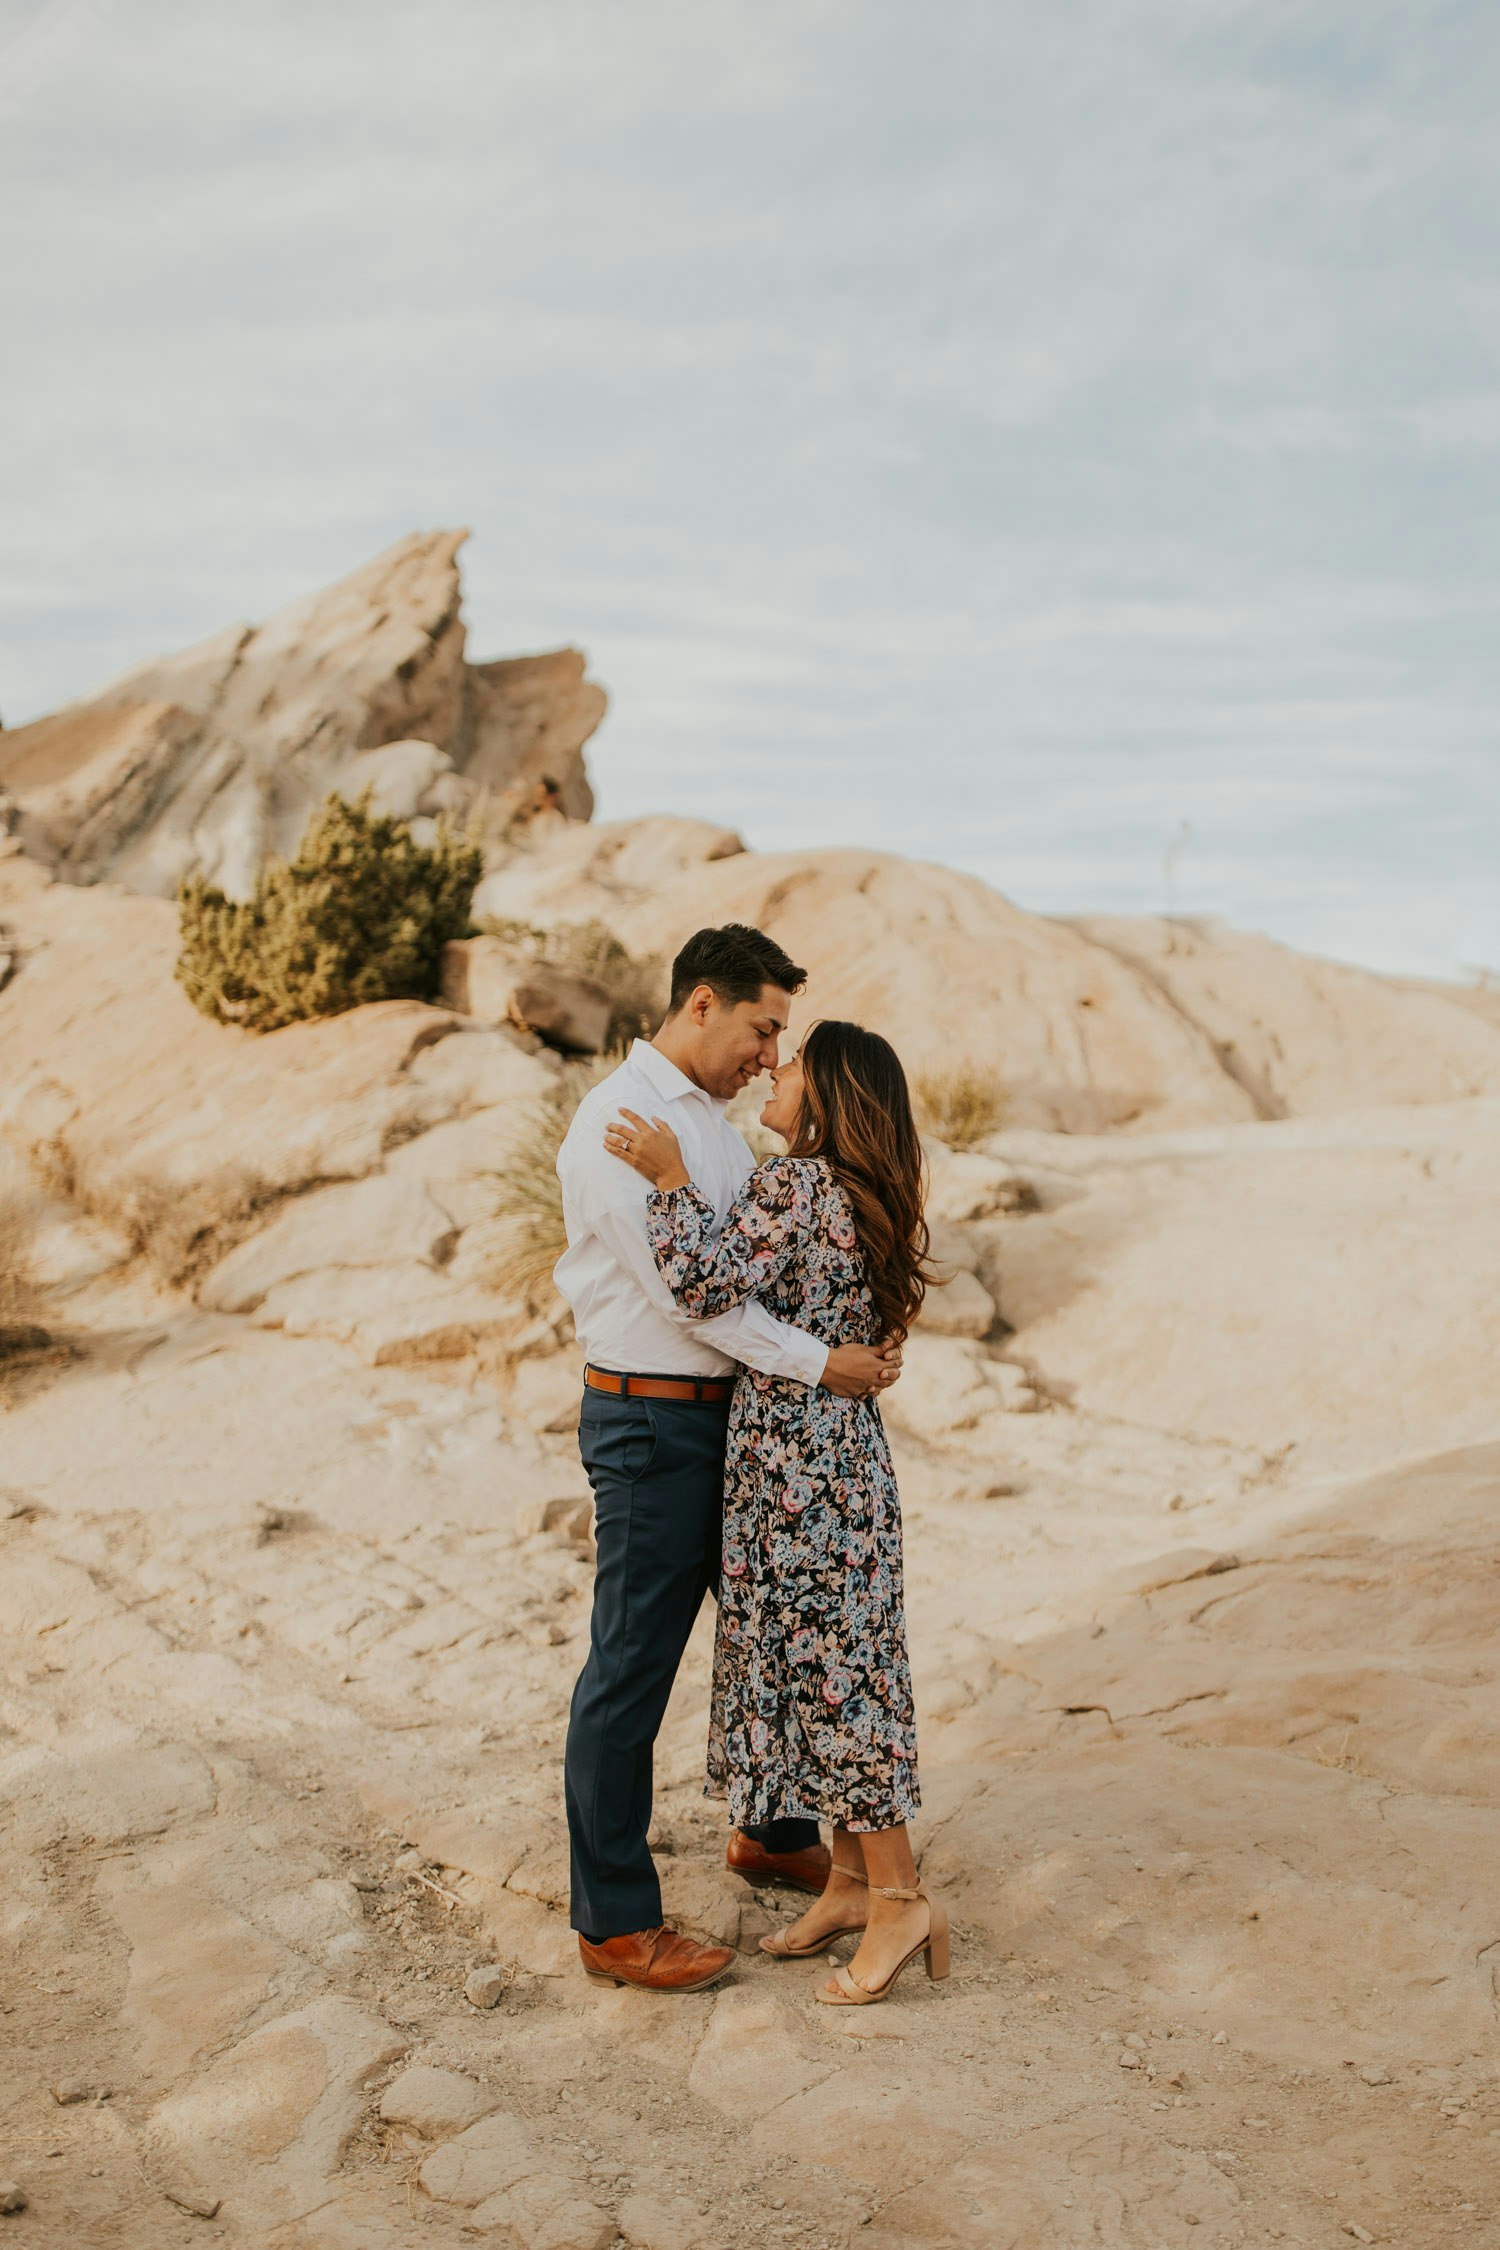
[603,1019,947,2007]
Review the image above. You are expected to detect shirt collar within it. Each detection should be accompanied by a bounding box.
[631,1038,726,1111]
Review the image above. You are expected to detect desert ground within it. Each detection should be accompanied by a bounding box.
[2,536,1498,2249]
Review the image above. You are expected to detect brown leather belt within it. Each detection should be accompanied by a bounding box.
[584,1365,734,1404]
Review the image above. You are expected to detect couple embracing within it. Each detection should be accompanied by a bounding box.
[555,921,948,2010]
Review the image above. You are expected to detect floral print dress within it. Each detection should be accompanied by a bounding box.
[645,1155,920,1833]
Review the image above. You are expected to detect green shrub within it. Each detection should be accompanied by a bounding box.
[479,916,664,1054]
[176,794,483,1032]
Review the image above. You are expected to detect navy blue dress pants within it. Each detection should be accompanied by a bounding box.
[564,1387,819,1938]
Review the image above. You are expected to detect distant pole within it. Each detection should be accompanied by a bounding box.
[1160,823,1196,954]
[1163,820,1194,944]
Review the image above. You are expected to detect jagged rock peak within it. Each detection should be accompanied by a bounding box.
[0,530,607,899]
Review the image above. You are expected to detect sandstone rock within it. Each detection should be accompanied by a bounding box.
[1076,911,1500,1118]
[618,2190,714,2249]
[464,1966,508,2009]
[146,1997,406,2231]
[917,1266,996,1339]
[475,1885,577,1978]
[6,1739,216,1852]
[100,1856,283,2078]
[0,532,606,898]
[419,2109,615,2249]
[440,937,612,1053]
[243,1261,524,1365]
[505,1351,590,1437]
[378,2063,493,2136]
[686,1989,833,2121]
[882,1335,1038,1442]
[464,647,607,825]
[0,854,474,1220]
[656,1860,741,1949]
[925,1148,1037,1223]
[517,1496,594,1543]
[0,2182,26,2214]
[752,2063,970,2190]
[335,738,457,821]
[199,1174,457,1316]
[865,2117,1241,2248]
[470,815,745,930]
[988,1100,1500,1466]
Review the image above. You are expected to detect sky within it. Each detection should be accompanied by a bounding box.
[3,0,1499,979]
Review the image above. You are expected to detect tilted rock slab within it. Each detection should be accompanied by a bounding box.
[0,529,606,898]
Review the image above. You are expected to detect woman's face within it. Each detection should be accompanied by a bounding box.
[759,1049,805,1140]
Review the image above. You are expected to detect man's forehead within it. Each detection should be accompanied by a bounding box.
[743,984,792,1028]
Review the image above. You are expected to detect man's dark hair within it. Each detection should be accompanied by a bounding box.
[667,923,807,1015]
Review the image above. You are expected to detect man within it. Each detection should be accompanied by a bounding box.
[556,923,901,1993]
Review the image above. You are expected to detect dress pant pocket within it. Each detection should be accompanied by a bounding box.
[579,1394,660,1485]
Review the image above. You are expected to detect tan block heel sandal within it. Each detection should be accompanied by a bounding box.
[813,1882,950,2004]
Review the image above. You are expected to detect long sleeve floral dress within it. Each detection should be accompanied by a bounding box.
[645,1154,920,1833]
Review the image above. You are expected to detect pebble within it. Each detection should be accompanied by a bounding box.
[1211,2031,1229,2045]
[1359,2064,1392,2087]
[394,1848,426,1874]
[464,1965,507,2009]
[1117,2050,1145,2070]
[349,1868,382,1892]
[1342,2227,1374,2245]
[1122,2032,1147,2051]
[163,2184,222,2219]
[0,2182,26,2215]
[51,2079,102,2106]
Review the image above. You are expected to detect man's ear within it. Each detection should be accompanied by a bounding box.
[688,983,716,1027]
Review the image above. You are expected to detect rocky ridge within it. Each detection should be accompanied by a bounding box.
[0,531,606,899]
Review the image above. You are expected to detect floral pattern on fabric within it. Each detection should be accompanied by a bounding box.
[646,1154,920,1832]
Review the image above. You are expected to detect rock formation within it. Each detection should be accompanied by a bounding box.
[477,814,1500,1131]
[0,531,606,898]
[4,560,1500,2248]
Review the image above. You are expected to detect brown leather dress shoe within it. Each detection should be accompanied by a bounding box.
[725,1829,831,1897]
[578,1926,735,1993]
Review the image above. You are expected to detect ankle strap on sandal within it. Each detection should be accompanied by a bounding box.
[867,1882,924,1900]
[831,1862,867,1885]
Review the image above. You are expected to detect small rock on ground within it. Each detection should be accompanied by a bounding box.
[465,1964,508,2008]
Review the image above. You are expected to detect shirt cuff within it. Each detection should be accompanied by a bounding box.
[782,1329,830,1388]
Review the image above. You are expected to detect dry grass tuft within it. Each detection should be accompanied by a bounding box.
[0,1194,42,1334]
[483,1060,613,1307]
[0,1191,61,1402]
[479,917,665,1054]
[27,1132,281,1291]
[112,1166,285,1289]
[913,1065,1007,1149]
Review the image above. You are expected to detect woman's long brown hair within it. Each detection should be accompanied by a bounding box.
[789,1020,934,1346]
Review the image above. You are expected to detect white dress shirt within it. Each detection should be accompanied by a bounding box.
[554,1039,829,1387]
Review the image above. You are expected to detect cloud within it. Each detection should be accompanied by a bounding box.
[2,0,1499,978]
